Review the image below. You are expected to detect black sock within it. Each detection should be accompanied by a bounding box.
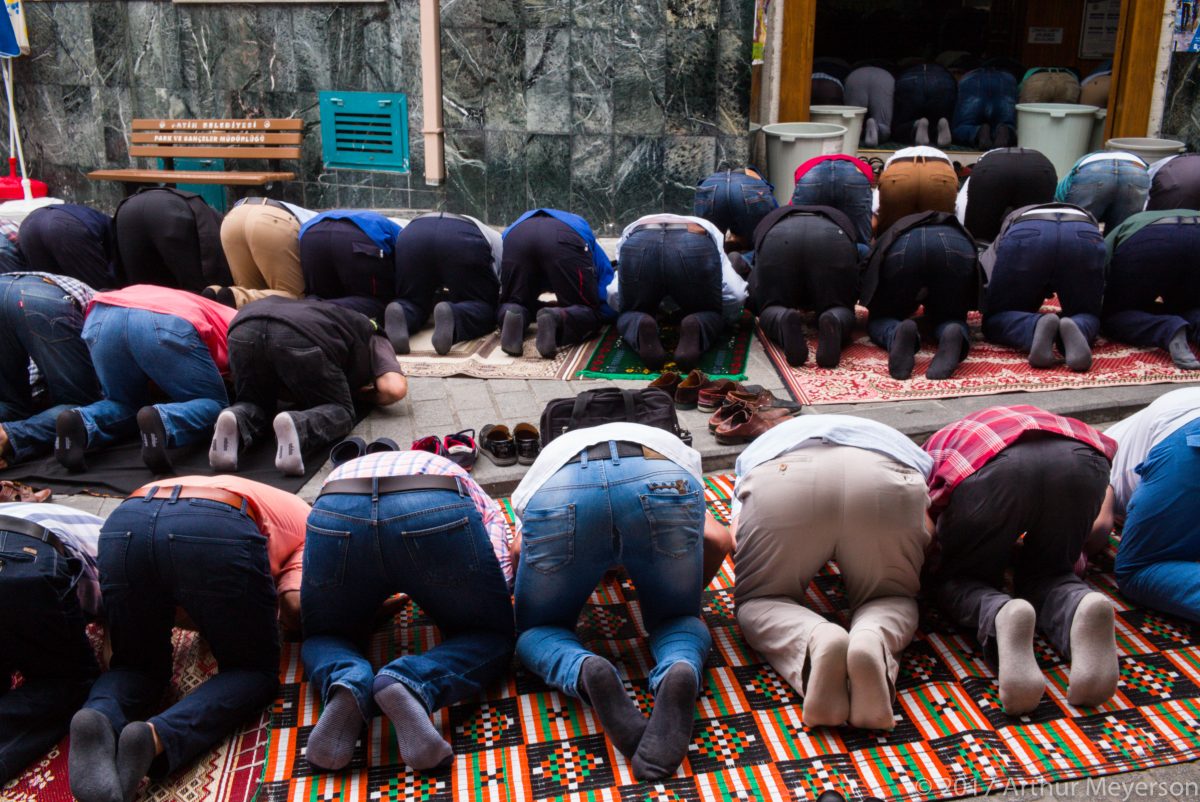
[117,722,157,802]
[636,316,667,370]
[816,309,845,368]
[137,406,174,474]
[55,409,88,472]
[779,309,808,367]
[674,315,704,373]
[579,657,647,759]
[927,326,966,380]
[631,663,698,781]
[887,320,918,380]
[69,708,120,802]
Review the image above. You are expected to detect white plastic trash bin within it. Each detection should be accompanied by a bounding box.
[1105,137,1186,165]
[1015,103,1100,180]
[1089,108,1106,153]
[808,105,867,155]
[762,122,848,204]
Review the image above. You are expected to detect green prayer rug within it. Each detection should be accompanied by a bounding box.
[575,314,756,381]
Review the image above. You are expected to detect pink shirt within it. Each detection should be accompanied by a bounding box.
[134,475,310,595]
[88,286,237,374]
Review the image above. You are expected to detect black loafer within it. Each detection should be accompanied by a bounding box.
[329,436,367,467]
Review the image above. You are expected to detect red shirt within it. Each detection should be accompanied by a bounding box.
[87,286,237,374]
[793,154,876,186]
[923,405,1117,519]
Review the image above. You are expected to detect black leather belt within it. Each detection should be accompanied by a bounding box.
[0,515,68,556]
[320,475,463,497]
[567,442,668,464]
[238,197,294,216]
[416,211,473,224]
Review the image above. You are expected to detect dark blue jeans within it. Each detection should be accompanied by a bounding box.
[1116,418,1200,623]
[300,219,396,322]
[789,159,874,246]
[616,227,725,354]
[693,171,777,242]
[1056,160,1150,231]
[1102,222,1200,350]
[982,219,1105,351]
[0,525,99,784]
[892,64,958,143]
[301,488,515,720]
[0,237,25,272]
[0,274,101,462]
[76,305,228,450]
[83,493,279,776]
[951,68,1017,145]
[867,224,977,352]
[515,451,711,697]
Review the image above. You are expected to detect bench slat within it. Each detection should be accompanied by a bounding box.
[131,132,302,146]
[131,118,303,132]
[129,145,302,160]
[86,169,296,186]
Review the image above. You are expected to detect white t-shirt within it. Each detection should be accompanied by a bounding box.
[511,423,702,516]
[1105,388,1200,514]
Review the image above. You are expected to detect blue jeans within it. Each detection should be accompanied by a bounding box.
[0,526,98,783]
[866,224,976,353]
[1102,222,1200,350]
[75,305,228,449]
[0,237,25,272]
[693,171,777,242]
[514,449,711,697]
[789,159,874,246]
[1056,160,1151,231]
[951,68,1017,145]
[301,488,515,719]
[0,275,101,462]
[892,64,958,143]
[84,493,279,776]
[982,219,1105,351]
[1115,419,1200,623]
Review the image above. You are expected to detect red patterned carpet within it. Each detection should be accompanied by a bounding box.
[760,310,1200,405]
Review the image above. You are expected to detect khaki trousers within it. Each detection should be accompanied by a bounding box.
[876,158,958,235]
[218,203,304,307]
[734,444,931,698]
[1019,71,1081,104]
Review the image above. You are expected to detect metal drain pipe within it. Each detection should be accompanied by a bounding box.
[419,0,445,185]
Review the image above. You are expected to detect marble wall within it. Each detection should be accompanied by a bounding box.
[1164,52,1200,151]
[5,0,754,227]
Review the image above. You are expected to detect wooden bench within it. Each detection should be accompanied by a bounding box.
[88,118,303,193]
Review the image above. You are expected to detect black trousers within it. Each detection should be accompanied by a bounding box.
[226,318,357,454]
[931,437,1110,664]
[497,214,606,346]
[19,206,116,290]
[393,215,499,343]
[963,149,1058,243]
[0,530,99,784]
[1147,154,1200,211]
[115,191,230,292]
[750,213,859,346]
[299,219,396,321]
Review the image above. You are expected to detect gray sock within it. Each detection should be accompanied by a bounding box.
[995,599,1045,715]
[579,656,647,758]
[632,663,699,781]
[1029,314,1060,368]
[69,708,121,802]
[117,722,157,802]
[373,677,453,771]
[1169,328,1200,369]
[1067,592,1119,707]
[306,687,363,771]
[1058,317,1093,372]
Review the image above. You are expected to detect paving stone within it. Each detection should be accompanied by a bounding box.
[407,378,449,402]
[487,379,530,394]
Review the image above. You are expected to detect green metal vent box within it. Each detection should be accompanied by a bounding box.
[319,91,410,173]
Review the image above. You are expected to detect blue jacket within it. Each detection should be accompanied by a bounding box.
[504,209,615,318]
[299,210,403,255]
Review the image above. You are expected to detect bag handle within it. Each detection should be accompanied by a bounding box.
[621,389,636,421]
[569,390,597,428]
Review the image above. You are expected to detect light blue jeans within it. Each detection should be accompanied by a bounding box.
[76,305,228,449]
[514,447,711,698]
[1055,159,1150,231]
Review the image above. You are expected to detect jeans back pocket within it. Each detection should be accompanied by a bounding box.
[519,505,576,575]
[401,513,482,586]
[640,490,703,558]
[303,524,352,590]
[168,533,253,597]
[97,531,133,591]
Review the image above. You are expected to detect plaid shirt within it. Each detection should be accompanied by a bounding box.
[3,272,97,388]
[0,218,19,243]
[923,405,1117,518]
[325,451,513,584]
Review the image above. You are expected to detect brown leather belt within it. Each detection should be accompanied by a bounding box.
[238,196,293,215]
[128,485,259,524]
[320,474,463,497]
[656,222,708,234]
[568,442,668,464]
[0,515,68,556]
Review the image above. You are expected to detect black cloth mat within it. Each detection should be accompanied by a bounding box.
[0,435,331,497]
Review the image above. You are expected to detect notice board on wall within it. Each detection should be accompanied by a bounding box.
[1079,0,1121,59]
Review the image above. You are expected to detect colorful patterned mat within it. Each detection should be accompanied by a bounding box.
[575,314,756,381]
[762,308,1200,405]
[257,475,1200,802]
[393,325,595,381]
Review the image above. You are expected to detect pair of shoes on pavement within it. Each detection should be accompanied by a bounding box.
[55,407,177,475]
[650,369,770,412]
[479,422,540,466]
[410,429,479,470]
[209,410,322,477]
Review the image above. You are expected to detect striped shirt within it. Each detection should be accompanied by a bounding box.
[325,451,513,584]
[0,502,104,616]
[0,218,19,243]
[923,405,1117,519]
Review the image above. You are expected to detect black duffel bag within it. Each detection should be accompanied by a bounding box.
[539,387,692,446]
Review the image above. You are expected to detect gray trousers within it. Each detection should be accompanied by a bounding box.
[845,66,895,143]
[931,437,1110,663]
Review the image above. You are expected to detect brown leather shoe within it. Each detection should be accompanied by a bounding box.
[673,370,711,410]
[697,380,764,412]
[648,370,682,401]
[708,399,750,433]
[724,388,803,414]
[713,406,792,444]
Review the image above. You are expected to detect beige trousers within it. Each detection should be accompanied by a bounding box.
[1019,71,1081,104]
[734,444,931,698]
[218,203,304,307]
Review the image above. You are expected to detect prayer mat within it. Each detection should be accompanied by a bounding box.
[2,628,268,802]
[394,325,594,381]
[575,314,756,381]
[257,475,1200,802]
[763,308,1200,405]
